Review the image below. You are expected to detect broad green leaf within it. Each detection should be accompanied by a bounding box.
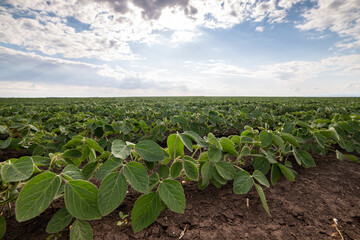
[62,165,84,180]
[16,172,61,222]
[95,157,122,181]
[31,156,51,166]
[158,180,185,213]
[184,160,199,180]
[271,133,285,152]
[252,170,270,188]
[211,166,227,185]
[70,219,93,240]
[111,140,132,159]
[270,164,281,185]
[65,180,101,220]
[46,207,73,234]
[85,138,104,153]
[63,149,82,159]
[1,156,34,182]
[98,172,127,216]
[215,161,236,180]
[278,164,295,182]
[280,132,300,148]
[254,183,270,216]
[159,165,170,179]
[259,131,272,148]
[240,146,251,157]
[219,137,238,156]
[344,154,359,163]
[82,162,98,180]
[0,215,5,239]
[293,149,316,168]
[208,147,222,162]
[131,192,162,233]
[135,140,164,162]
[233,170,254,194]
[183,131,208,147]
[252,157,270,175]
[124,161,149,193]
[0,138,11,149]
[207,133,222,150]
[283,122,295,133]
[201,161,212,184]
[313,131,326,148]
[167,134,184,159]
[170,161,183,178]
[179,133,193,152]
[149,173,160,191]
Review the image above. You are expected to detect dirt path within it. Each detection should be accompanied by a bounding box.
[5,151,360,240]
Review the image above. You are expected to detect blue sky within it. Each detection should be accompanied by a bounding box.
[0,0,359,97]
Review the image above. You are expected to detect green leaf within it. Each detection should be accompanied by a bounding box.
[252,157,270,175]
[124,161,149,193]
[208,147,222,162]
[111,140,132,159]
[183,131,208,147]
[280,132,300,148]
[271,133,285,152]
[98,172,127,216]
[0,214,6,239]
[95,157,123,181]
[70,219,93,240]
[215,161,236,180]
[32,156,51,167]
[344,154,359,163]
[240,146,251,157]
[233,170,254,194]
[85,138,104,153]
[278,164,295,182]
[179,133,193,152]
[63,149,82,159]
[254,183,270,216]
[270,164,281,185]
[252,170,270,188]
[259,131,272,148]
[201,161,212,184]
[0,138,11,149]
[313,131,326,148]
[62,165,84,180]
[207,133,222,150]
[184,160,199,180]
[131,192,162,233]
[135,140,164,162]
[158,180,185,213]
[219,137,238,156]
[293,149,316,168]
[170,161,183,178]
[16,172,61,222]
[149,173,160,191]
[167,134,184,159]
[336,150,344,161]
[46,207,73,234]
[1,156,34,182]
[82,162,98,180]
[65,180,101,220]
[159,165,170,179]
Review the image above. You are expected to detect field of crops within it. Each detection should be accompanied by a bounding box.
[0,97,359,239]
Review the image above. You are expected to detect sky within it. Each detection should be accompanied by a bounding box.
[0,0,359,97]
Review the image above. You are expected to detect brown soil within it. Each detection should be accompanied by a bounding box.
[4,151,360,240]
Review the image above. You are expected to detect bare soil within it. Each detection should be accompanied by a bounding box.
[4,151,360,240]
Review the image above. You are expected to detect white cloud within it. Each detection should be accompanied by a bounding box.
[296,0,360,50]
[0,0,311,60]
[255,26,264,32]
[196,54,360,84]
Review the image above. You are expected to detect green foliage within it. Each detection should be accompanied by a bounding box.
[2,97,359,239]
